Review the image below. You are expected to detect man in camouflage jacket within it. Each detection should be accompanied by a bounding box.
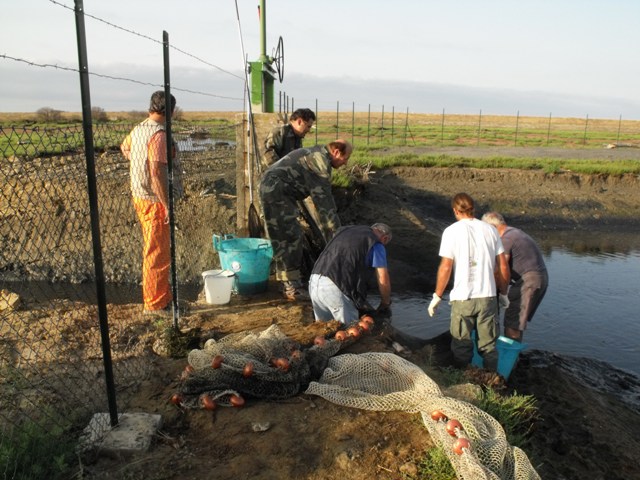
[259,140,352,300]
[262,108,316,170]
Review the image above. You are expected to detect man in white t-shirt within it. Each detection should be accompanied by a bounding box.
[428,193,510,371]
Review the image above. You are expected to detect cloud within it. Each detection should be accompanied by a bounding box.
[2,62,638,120]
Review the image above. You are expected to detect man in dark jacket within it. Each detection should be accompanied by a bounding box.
[309,223,392,324]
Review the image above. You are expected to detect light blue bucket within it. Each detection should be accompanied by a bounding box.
[471,331,527,380]
[213,234,273,295]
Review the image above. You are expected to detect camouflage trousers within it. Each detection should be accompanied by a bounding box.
[259,175,304,282]
[449,296,499,371]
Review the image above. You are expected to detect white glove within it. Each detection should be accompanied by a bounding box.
[499,293,510,309]
[428,293,442,317]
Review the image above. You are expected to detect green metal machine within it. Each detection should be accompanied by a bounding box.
[249,0,284,113]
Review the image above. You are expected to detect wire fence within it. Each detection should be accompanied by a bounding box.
[282,100,640,149]
[0,120,238,477]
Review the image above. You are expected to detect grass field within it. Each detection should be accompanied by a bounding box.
[2,110,638,148]
[2,111,639,174]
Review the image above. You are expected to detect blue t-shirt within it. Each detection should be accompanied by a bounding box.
[366,243,387,268]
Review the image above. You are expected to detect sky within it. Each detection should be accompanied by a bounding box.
[2,0,640,119]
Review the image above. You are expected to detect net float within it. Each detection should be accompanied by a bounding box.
[446,419,463,437]
[201,394,217,411]
[453,437,471,455]
[211,355,224,369]
[242,362,254,378]
[430,410,448,422]
[347,326,360,338]
[229,394,245,408]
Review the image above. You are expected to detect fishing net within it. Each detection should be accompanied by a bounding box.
[306,352,541,480]
[178,324,340,406]
[178,324,540,479]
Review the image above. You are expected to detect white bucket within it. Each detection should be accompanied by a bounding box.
[202,269,235,305]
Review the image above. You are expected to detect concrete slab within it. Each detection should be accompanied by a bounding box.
[79,412,163,457]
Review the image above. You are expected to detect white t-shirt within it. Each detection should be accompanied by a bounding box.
[439,218,504,301]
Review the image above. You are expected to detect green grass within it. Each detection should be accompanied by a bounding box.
[0,415,79,480]
[476,388,538,449]
[346,149,640,176]
[413,447,456,479]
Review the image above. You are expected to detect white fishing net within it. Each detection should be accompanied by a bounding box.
[305,352,541,480]
[179,325,540,479]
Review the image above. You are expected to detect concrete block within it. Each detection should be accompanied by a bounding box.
[79,412,163,457]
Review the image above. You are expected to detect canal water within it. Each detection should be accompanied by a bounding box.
[388,231,640,377]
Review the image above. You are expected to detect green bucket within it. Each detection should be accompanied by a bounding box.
[471,332,527,380]
[213,234,273,295]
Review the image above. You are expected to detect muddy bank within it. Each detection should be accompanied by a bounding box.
[4,147,640,479]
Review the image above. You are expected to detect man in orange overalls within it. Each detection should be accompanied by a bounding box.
[121,91,179,315]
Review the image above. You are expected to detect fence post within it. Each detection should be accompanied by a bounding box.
[162,32,180,332]
[380,105,385,143]
[367,104,371,145]
[441,108,445,146]
[404,107,409,146]
[73,0,119,427]
[391,106,395,145]
[336,101,340,139]
[315,98,318,144]
[514,110,520,146]
[351,102,355,146]
[546,112,552,146]
[616,114,622,145]
[583,114,589,146]
[477,109,482,146]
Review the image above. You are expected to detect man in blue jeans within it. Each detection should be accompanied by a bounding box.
[309,223,392,324]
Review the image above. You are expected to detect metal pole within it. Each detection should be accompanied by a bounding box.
[351,102,355,146]
[315,98,318,144]
[380,105,385,142]
[583,114,589,146]
[477,109,482,146]
[404,107,409,146]
[163,31,179,330]
[391,106,395,145]
[441,108,445,146]
[514,110,519,146]
[336,101,339,139]
[616,114,622,145]
[546,112,552,146]
[73,0,118,427]
[367,104,371,145]
[258,0,267,62]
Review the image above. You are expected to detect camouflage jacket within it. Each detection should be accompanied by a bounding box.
[261,145,341,235]
[262,123,302,169]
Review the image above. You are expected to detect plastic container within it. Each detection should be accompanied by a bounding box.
[471,332,527,380]
[202,269,235,305]
[213,234,273,295]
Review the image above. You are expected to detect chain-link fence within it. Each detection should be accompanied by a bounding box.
[0,120,238,477]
